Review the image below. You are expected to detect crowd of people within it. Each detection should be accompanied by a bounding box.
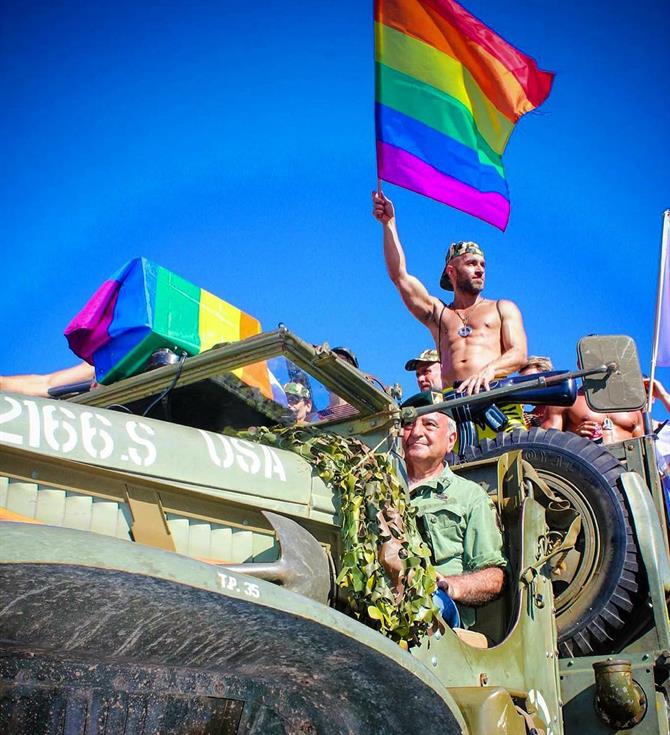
[370,191,668,631]
[370,190,652,446]
[0,193,666,635]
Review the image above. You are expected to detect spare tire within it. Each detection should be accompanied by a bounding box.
[458,427,648,658]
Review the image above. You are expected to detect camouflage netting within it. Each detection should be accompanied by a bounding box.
[239,426,438,646]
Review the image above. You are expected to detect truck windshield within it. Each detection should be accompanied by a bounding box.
[242,356,359,427]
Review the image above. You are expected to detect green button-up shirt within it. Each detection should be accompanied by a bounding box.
[411,464,507,628]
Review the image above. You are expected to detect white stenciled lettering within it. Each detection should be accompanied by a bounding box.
[243,581,261,598]
[216,435,235,468]
[42,405,78,453]
[217,572,239,592]
[260,445,287,482]
[217,572,262,599]
[199,430,234,468]
[232,438,262,474]
[22,400,41,448]
[200,430,221,466]
[126,421,157,467]
[0,396,23,446]
[200,431,286,481]
[80,411,113,460]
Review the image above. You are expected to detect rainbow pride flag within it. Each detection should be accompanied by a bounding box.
[65,258,271,394]
[375,0,554,229]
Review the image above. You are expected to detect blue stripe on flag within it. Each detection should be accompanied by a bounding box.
[375,103,509,198]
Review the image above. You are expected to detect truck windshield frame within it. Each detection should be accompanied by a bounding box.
[67,328,396,422]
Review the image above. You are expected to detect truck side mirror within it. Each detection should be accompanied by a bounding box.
[577,335,646,412]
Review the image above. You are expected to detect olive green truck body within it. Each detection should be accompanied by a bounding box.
[0,329,669,734]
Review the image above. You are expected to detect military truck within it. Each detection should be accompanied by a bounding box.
[0,328,668,734]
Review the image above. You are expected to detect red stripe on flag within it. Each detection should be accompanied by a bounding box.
[417,0,553,108]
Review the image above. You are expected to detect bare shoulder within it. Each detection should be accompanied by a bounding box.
[495,299,523,317]
[540,403,567,430]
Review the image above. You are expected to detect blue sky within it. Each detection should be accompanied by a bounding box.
[2,0,669,410]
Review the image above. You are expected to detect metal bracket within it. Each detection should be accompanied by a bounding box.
[124,484,176,551]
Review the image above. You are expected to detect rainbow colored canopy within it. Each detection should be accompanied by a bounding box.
[65,258,270,394]
[374,0,554,229]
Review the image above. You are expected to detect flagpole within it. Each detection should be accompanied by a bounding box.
[647,210,670,415]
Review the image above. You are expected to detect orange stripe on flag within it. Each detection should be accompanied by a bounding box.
[377,0,537,121]
[241,363,272,400]
[239,311,261,340]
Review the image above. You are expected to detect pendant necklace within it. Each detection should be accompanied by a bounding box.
[450,299,483,338]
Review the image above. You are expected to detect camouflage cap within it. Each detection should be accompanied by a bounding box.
[404,349,440,372]
[440,241,485,291]
[284,382,311,400]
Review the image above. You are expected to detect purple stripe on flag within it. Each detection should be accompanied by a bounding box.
[377,142,510,230]
[64,280,122,363]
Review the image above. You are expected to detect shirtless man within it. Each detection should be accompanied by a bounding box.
[519,355,554,428]
[372,192,527,396]
[542,389,644,444]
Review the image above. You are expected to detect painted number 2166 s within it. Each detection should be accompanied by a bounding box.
[0,396,157,467]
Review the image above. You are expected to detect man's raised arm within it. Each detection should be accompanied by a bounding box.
[372,192,435,325]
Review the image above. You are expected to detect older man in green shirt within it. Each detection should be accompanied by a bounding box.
[402,392,507,628]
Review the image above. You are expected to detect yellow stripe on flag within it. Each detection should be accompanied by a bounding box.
[197,289,270,398]
[376,23,514,154]
[198,289,256,351]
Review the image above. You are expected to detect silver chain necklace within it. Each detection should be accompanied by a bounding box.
[449,299,484,337]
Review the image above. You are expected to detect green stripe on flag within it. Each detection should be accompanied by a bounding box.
[375,23,513,155]
[376,63,504,176]
[154,266,201,354]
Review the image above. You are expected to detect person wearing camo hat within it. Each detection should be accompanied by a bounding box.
[404,348,442,392]
[372,192,528,439]
[284,382,313,424]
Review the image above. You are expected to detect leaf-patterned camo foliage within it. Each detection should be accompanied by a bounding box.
[239,425,438,646]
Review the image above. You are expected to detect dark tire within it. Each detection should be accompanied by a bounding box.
[458,427,648,658]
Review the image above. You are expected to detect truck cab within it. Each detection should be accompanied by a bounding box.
[0,329,668,734]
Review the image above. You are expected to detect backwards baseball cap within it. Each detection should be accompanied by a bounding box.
[284,382,311,400]
[439,241,485,291]
[404,348,440,372]
[400,390,454,419]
